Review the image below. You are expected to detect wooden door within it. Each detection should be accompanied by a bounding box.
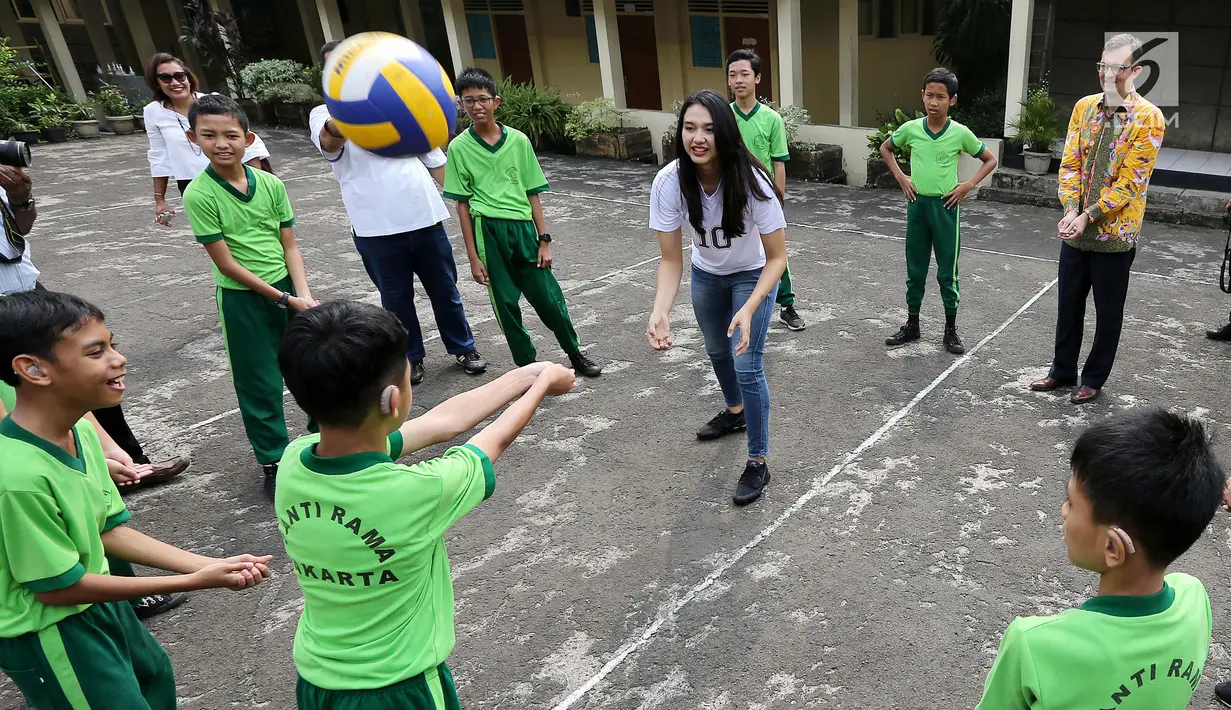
[493,13,535,85]
[617,14,662,110]
[723,17,772,102]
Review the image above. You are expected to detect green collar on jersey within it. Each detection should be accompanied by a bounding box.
[205,165,257,202]
[469,124,508,154]
[300,443,392,475]
[0,416,86,474]
[731,101,760,120]
[1080,582,1175,617]
[924,117,951,140]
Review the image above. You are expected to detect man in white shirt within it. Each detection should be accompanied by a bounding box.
[0,165,39,295]
[311,40,485,384]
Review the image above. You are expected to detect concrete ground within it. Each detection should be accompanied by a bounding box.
[4,129,1231,710]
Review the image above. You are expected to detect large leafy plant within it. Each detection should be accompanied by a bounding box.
[180,0,249,97]
[867,107,924,164]
[239,59,321,104]
[932,0,1011,101]
[1007,85,1064,153]
[494,78,572,150]
[564,96,623,142]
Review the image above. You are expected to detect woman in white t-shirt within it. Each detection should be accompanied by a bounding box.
[648,89,788,506]
[142,53,271,227]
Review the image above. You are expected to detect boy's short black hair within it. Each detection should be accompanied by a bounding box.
[319,39,342,64]
[278,301,409,428]
[1071,408,1225,568]
[922,67,959,97]
[188,93,250,132]
[726,49,761,76]
[455,67,497,96]
[0,290,105,388]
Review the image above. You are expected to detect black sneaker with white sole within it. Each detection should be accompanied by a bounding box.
[697,409,746,440]
[780,306,806,331]
[885,322,921,346]
[410,359,425,385]
[262,462,278,498]
[456,350,487,374]
[132,592,189,620]
[733,460,770,506]
[1215,681,1231,708]
[568,352,603,378]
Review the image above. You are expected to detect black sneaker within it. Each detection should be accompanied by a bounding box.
[132,593,188,620]
[1215,681,1231,708]
[780,306,806,331]
[262,462,278,498]
[885,322,921,346]
[456,350,487,374]
[410,359,425,385]
[697,409,746,440]
[1207,322,1231,341]
[568,352,602,378]
[943,327,966,354]
[733,460,770,506]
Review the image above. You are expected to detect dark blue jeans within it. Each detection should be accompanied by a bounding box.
[353,223,476,361]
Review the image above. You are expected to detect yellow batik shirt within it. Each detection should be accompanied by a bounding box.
[1057,92,1165,252]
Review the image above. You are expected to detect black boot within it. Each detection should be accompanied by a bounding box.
[1207,315,1231,341]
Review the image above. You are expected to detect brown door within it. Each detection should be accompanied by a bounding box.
[493,13,535,85]
[617,14,661,110]
[723,17,772,102]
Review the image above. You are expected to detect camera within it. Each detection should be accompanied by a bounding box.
[0,140,32,168]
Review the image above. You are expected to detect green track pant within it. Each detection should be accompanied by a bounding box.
[474,216,580,366]
[776,261,796,308]
[297,663,461,710]
[905,195,960,315]
[0,601,175,709]
[217,276,295,465]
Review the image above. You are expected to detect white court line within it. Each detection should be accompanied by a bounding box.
[550,276,1059,710]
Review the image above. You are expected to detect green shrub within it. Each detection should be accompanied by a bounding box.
[867,107,923,163]
[240,59,321,103]
[1007,84,1064,153]
[493,78,572,150]
[564,96,623,142]
[94,84,134,116]
[28,101,67,129]
[951,88,1006,140]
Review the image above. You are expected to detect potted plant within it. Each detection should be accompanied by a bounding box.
[1008,85,1065,175]
[660,99,683,164]
[10,120,38,144]
[565,97,653,162]
[30,102,69,143]
[95,85,135,135]
[774,102,844,183]
[866,108,921,188]
[66,100,100,138]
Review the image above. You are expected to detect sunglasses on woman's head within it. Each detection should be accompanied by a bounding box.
[157,72,188,83]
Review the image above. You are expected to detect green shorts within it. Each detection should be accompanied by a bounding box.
[0,600,175,709]
[297,663,461,710]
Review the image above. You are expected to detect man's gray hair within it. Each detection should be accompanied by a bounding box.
[1104,33,1143,60]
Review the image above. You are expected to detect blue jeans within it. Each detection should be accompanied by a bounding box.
[690,264,777,460]
[353,223,476,362]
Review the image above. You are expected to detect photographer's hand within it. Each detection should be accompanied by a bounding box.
[0,166,35,235]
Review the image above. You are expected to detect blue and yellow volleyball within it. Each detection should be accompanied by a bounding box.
[322,32,456,157]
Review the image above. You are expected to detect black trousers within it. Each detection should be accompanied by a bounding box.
[92,405,149,464]
[1049,243,1136,389]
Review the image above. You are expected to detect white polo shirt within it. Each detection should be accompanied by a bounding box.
[649,159,785,276]
[144,94,271,181]
[309,105,449,237]
[0,191,39,295]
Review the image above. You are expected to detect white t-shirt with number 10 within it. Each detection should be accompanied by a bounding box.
[648,159,785,276]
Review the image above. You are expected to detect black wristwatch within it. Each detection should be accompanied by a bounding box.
[537,233,552,243]
[276,292,290,309]
[10,197,33,212]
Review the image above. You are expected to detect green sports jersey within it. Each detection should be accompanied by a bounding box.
[182,165,296,290]
[443,124,549,221]
[732,101,790,169]
[0,381,13,412]
[0,416,129,637]
[976,572,1211,710]
[890,117,986,196]
[274,431,496,690]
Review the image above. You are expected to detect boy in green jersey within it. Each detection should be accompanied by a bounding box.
[182,94,319,497]
[444,68,601,378]
[726,49,806,332]
[274,300,576,709]
[976,408,1225,709]
[880,68,997,354]
[0,289,273,709]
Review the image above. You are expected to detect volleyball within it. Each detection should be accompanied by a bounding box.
[321,32,457,158]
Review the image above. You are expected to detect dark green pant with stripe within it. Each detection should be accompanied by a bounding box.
[297,663,461,710]
[217,276,295,465]
[905,195,960,315]
[776,262,796,308]
[0,601,175,709]
[474,216,580,366]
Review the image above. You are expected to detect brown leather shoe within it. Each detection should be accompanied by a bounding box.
[1029,376,1074,392]
[1070,385,1100,404]
[145,456,189,483]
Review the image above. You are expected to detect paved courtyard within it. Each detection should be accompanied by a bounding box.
[4,129,1231,709]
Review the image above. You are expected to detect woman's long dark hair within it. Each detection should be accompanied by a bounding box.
[673,89,781,239]
[144,53,201,106]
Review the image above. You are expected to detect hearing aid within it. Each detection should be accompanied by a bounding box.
[380,385,395,415]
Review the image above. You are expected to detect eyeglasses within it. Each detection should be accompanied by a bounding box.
[157,71,189,84]
[1096,62,1134,74]
[460,96,494,107]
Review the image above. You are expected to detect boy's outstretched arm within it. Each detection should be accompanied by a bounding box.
[396,363,550,457]
[465,364,576,463]
[100,524,271,577]
[34,560,270,607]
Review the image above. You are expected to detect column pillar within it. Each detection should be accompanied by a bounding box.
[837,0,859,125]
[440,0,474,76]
[522,0,547,87]
[1003,0,1035,136]
[0,1,31,64]
[31,0,87,100]
[398,0,426,44]
[164,0,209,89]
[316,0,345,42]
[77,0,117,69]
[295,0,326,58]
[593,0,625,108]
[116,0,155,66]
[776,0,802,107]
[653,0,686,108]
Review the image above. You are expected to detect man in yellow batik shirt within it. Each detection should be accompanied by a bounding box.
[1030,33,1165,405]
